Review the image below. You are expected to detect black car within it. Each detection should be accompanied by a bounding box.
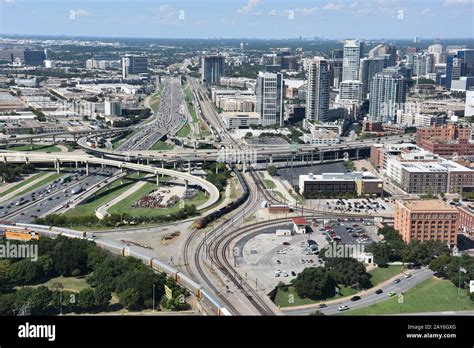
[318,303,327,308]
[375,289,383,295]
[350,296,361,301]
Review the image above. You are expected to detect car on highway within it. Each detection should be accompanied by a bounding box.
[404,272,412,278]
[394,278,401,284]
[375,289,383,295]
[338,305,350,311]
[350,296,361,302]
[388,291,397,297]
[318,303,327,309]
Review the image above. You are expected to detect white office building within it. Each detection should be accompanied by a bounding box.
[342,39,363,81]
[306,57,330,124]
[256,71,284,127]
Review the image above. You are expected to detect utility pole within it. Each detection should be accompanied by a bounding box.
[153,284,156,312]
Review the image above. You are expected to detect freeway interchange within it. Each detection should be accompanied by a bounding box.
[0,78,427,318]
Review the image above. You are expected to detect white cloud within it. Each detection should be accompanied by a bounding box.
[152,4,177,23]
[323,2,344,10]
[74,9,94,17]
[444,0,474,5]
[294,7,319,15]
[237,0,261,15]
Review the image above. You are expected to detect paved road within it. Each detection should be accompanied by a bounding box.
[283,267,435,315]
[0,168,112,223]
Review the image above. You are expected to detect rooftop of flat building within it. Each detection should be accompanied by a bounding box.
[398,199,458,212]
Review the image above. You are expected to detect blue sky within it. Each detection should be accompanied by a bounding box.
[0,0,473,39]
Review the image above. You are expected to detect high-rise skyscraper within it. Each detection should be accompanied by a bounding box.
[428,44,444,64]
[368,71,407,123]
[256,71,284,127]
[339,80,363,103]
[306,57,330,124]
[457,49,474,76]
[342,39,364,81]
[201,55,225,86]
[359,57,385,98]
[368,44,397,67]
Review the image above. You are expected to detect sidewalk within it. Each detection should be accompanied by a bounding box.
[96,180,148,219]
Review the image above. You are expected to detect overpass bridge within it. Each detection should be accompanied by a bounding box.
[0,151,220,211]
[76,133,416,165]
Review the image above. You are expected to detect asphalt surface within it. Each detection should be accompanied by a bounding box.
[0,168,115,223]
[118,77,187,152]
[284,267,435,315]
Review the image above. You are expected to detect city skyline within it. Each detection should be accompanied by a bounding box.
[0,0,473,40]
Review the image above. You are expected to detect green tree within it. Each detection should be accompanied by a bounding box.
[267,165,278,176]
[119,288,142,311]
[94,285,111,308]
[7,259,42,285]
[292,268,336,300]
[77,288,96,311]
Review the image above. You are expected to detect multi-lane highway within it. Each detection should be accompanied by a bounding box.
[0,168,113,223]
[118,77,188,152]
[0,152,220,210]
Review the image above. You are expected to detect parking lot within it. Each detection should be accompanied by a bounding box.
[307,197,395,217]
[236,217,380,293]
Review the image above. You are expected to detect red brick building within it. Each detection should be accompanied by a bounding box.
[416,124,474,158]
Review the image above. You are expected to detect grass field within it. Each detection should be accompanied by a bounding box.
[368,265,405,287]
[8,144,62,152]
[64,178,135,217]
[345,277,474,315]
[149,92,161,112]
[0,172,47,198]
[263,179,276,190]
[108,182,207,218]
[40,275,92,292]
[15,173,64,197]
[149,140,174,151]
[274,285,358,308]
[176,122,191,138]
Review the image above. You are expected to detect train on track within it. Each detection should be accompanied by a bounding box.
[0,221,231,316]
[195,168,249,229]
[95,244,231,315]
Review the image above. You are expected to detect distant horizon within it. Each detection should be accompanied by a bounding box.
[1,0,472,40]
[1,33,473,42]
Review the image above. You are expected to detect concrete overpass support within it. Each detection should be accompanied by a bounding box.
[320,152,324,164]
[188,161,191,174]
[85,162,89,176]
[356,149,360,160]
[162,161,165,177]
[55,160,60,174]
[52,135,56,144]
[185,179,188,190]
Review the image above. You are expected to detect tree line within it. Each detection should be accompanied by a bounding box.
[34,205,198,228]
[0,236,190,315]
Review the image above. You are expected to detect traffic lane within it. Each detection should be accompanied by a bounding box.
[7,170,116,222]
[286,268,434,316]
[10,175,105,222]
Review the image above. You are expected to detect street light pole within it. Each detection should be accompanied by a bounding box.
[153,284,155,312]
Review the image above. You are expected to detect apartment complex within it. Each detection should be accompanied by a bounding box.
[416,124,474,158]
[394,200,459,246]
[371,143,474,194]
[306,57,330,124]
